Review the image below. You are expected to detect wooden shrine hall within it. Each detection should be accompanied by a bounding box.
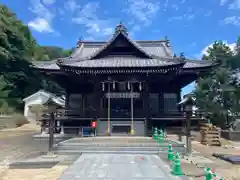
[33,23,214,136]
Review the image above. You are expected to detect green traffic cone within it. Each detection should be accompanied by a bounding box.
[212,172,217,178]
[154,128,158,139]
[171,153,184,176]
[168,144,174,161]
[162,132,166,142]
[158,129,165,143]
[158,135,162,143]
[159,129,163,136]
[205,167,213,180]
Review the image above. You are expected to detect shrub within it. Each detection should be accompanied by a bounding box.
[11,113,29,127]
[29,104,47,121]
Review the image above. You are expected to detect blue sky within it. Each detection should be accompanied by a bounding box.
[1,0,240,95]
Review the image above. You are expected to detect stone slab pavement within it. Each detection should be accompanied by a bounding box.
[60,154,188,180]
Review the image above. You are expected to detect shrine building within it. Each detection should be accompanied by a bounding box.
[33,24,214,136]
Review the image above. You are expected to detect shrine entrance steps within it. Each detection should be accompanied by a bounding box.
[53,137,186,155]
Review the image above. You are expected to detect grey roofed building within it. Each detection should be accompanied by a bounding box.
[32,23,215,73]
[31,23,217,136]
[23,90,65,122]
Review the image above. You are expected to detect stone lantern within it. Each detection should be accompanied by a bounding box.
[178,95,196,155]
[45,100,58,152]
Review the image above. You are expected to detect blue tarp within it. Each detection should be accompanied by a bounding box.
[82,127,94,137]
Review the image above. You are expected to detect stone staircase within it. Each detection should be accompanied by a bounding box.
[53,137,186,155]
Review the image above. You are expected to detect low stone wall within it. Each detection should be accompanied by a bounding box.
[221,130,240,141]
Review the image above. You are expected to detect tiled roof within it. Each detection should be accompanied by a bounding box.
[89,31,152,59]
[183,60,214,69]
[70,40,173,59]
[61,56,181,68]
[32,60,60,70]
[31,23,213,72]
[32,58,214,71]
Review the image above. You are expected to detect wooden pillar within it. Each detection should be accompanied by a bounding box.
[94,78,102,118]
[177,88,182,114]
[65,91,70,116]
[159,92,164,115]
[143,81,149,136]
[82,94,86,117]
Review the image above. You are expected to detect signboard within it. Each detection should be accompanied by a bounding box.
[105,92,140,99]
[91,121,97,128]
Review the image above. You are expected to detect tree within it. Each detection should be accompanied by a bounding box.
[0,5,70,111]
[195,41,238,129]
[0,5,42,110]
[0,101,8,115]
[202,41,233,64]
[34,46,72,61]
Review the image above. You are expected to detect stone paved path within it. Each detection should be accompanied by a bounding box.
[60,154,182,180]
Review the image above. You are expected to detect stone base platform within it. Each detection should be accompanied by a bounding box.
[59,154,188,180]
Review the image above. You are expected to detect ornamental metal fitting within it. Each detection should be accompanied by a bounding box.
[77,36,83,47]
[56,58,64,65]
[164,36,171,47]
[179,52,185,60]
[114,22,128,36]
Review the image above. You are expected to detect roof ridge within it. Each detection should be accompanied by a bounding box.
[150,55,184,64]
[80,40,169,43]
[87,31,152,59]
[185,59,213,64]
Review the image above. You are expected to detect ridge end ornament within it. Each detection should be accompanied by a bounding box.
[114,22,128,36]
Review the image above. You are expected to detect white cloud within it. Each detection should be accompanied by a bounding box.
[220,0,240,9]
[180,0,187,3]
[125,0,160,26]
[229,0,240,9]
[72,2,115,40]
[168,13,195,21]
[163,0,169,10]
[28,0,56,33]
[28,18,53,33]
[171,4,179,11]
[204,11,212,16]
[84,36,95,41]
[220,0,228,6]
[42,0,56,5]
[29,0,54,21]
[222,16,240,26]
[64,0,81,13]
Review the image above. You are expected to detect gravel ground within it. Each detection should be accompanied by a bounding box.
[167,135,240,180]
[1,164,69,180]
[0,133,49,163]
[0,125,50,179]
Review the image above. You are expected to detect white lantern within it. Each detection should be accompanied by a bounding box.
[113,81,115,90]
[102,82,105,91]
[139,82,142,91]
[128,82,130,90]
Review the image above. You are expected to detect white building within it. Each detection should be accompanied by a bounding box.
[23,90,65,122]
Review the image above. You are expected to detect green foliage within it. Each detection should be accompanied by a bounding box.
[195,40,240,129]
[227,54,240,70]
[0,5,71,112]
[35,46,72,61]
[202,41,233,63]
